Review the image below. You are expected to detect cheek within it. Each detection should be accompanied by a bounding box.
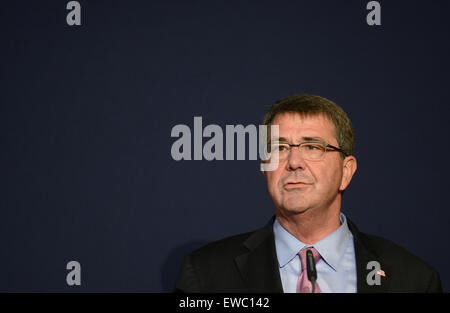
[265,170,282,193]
[323,166,343,191]
[311,164,342,192]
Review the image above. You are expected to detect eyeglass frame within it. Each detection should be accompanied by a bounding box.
[267,141,348,161]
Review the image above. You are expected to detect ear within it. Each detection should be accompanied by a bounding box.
[339,156,357,191]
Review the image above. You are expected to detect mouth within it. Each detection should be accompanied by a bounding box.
[284,182,311,190]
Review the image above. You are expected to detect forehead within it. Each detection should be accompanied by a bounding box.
[271,112,337,143]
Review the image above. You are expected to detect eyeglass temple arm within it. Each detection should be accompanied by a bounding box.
[325,143,348,156]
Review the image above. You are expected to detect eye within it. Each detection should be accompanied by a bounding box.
[305,144,322,151]
[270,144,289,152]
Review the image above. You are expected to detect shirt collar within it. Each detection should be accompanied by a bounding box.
[273,212,352,271]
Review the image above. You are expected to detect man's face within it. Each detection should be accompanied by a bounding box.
[263,112,354,216]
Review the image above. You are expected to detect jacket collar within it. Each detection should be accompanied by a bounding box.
[347,219,392,293]
[234,216,284,293]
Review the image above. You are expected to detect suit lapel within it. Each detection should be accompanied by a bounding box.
[347,219,392,293]
[235,217,284,293]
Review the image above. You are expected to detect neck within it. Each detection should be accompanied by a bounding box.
[275,202,341,245]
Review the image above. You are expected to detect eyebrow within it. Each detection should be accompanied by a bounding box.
[271,136,326,143]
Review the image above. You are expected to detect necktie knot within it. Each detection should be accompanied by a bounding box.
[298,247,321,270]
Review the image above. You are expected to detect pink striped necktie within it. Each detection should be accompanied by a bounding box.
[296,247,322,293]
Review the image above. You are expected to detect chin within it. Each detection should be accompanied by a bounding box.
[279,203,310,215]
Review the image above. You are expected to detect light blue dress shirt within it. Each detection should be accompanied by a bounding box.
[273,212,357,293]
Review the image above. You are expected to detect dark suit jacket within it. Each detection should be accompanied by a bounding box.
[175,216,442,293]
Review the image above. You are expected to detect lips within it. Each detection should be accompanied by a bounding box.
[284,181,311,189]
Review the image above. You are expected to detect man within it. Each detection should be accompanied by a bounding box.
[174,94,442,293]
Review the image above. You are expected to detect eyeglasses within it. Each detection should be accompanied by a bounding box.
[268,141,347,161]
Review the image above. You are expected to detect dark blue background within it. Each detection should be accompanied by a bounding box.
[1,0,449,292]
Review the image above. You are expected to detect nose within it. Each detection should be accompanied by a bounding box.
[286,145,307,171]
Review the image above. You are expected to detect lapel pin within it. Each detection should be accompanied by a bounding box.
[376,269,386,277]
